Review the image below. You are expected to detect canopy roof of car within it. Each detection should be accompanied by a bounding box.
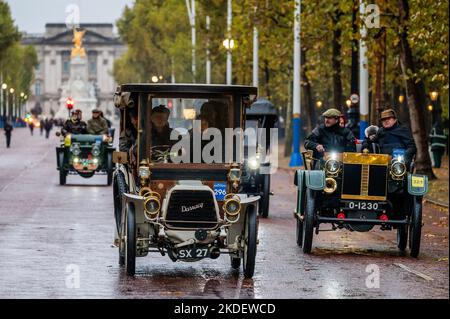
[119,83,257,95]
[246,97,278,117]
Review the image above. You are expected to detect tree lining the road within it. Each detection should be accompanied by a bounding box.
[0,2,37,100]
[113,0,448,178]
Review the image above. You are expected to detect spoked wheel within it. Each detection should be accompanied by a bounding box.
[242,206,257,278]
[397,224,408,252]
[296,215,303,247]
[409,196,423,258]
[113,171,127,235]
[302,189,316,254]
[124,203,136,276]
[107,152,113,186]
[258,174,271,218]
[58,152,66,185]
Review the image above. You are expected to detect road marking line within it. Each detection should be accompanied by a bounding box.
[394,263,434,281]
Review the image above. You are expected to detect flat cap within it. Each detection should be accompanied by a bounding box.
[92,108,101,113]
[322,108,342,118]
[380,108,397,120]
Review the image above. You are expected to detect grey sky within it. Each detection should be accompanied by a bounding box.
[6,0,135,34]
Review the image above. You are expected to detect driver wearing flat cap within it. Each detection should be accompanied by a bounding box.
[305,108,356,159]
[87,108,109,135]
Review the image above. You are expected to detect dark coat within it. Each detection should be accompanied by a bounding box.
[362,122,416,165]
[304,123,356,158]
[4,122,13,135]
[62,119,87,135]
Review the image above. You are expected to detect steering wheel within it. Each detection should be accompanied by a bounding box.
[150,145,173,163]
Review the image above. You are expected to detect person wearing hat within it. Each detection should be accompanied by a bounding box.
[151,105,173,147]
[61,109,87,136]
[362,108,416,166]
[87,108,109,135]
[305,108,356,159]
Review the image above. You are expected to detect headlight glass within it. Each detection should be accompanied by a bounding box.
[325,159,340,174]
[138,166,150,179]
[70,143,81,155]
[248,157,260,170]
[391,161,406,177]
[91,145,100,157]
[224,199,241,216]
[144,198,160,214]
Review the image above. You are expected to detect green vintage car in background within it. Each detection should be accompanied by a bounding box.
[56,133,115,185]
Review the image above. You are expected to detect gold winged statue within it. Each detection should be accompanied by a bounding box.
[71,28,86,58]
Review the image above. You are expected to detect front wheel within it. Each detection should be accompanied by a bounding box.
[58,152,66,185]
[242,206,257,278]
[296,215,303,247]
[258,174,271,218]
[409,196,422,258]
[125,203,136,276]
[302,189,315,254]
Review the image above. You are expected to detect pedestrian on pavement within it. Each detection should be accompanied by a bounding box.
[87,109,109,135]
[44,118,53,139]
[429,123,447,168]
[28,121,34,136]
[40,119,44,136]
[4,120,13,148]
[304,108,356,159]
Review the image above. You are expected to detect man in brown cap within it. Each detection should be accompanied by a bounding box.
[305,108,356,159]
[87,108,109,135]
[362,108,416,166]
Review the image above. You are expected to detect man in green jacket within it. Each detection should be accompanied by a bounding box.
[87,109,109,135]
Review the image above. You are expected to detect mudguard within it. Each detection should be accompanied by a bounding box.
[294,170,324,215]
[305,170,326,191]
[407,173,428,196]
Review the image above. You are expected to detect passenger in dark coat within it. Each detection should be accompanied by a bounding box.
[362,109,416,166]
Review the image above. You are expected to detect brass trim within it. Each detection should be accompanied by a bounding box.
[324,178,337,194]
[360,165,370,196]
[343,152,391,165]
[341,194,387,201]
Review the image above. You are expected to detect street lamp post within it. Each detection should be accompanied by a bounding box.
[289,0,302,167]
[206,15,211,84]
[9,88,14,122]
[1,83,7,124]
[430,90,440,127]
[225,0,233,85]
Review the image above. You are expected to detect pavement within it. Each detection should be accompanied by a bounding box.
[0,128,448,298]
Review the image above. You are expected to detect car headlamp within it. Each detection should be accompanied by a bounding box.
[91,145,101,157]
[391,161,406,178]
[248,157,260,170]
[138,166,150,179]
[70,143,81,156]
[93,158,99,164]
[228,168,241,182]
[324,159,340,175]
[144,197,161,218]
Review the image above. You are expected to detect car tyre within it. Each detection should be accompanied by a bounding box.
[107,152,113,186]
[259,174,271,218]
[242,206,257,278]
[113,170,127,235]
[397,224,408,251]
[409,196,422,258]
[125,203,136,276]
[302,188,315,254]
[59,152,66,185]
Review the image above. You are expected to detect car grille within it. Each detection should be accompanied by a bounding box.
[165,190,218,229]
[341,153,389,201]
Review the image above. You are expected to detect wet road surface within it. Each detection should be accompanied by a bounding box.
[0,128,448,298]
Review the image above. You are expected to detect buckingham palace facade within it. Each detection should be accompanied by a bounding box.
[22,23,126,118]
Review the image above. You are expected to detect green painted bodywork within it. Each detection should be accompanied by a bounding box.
[294,170,325,216]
